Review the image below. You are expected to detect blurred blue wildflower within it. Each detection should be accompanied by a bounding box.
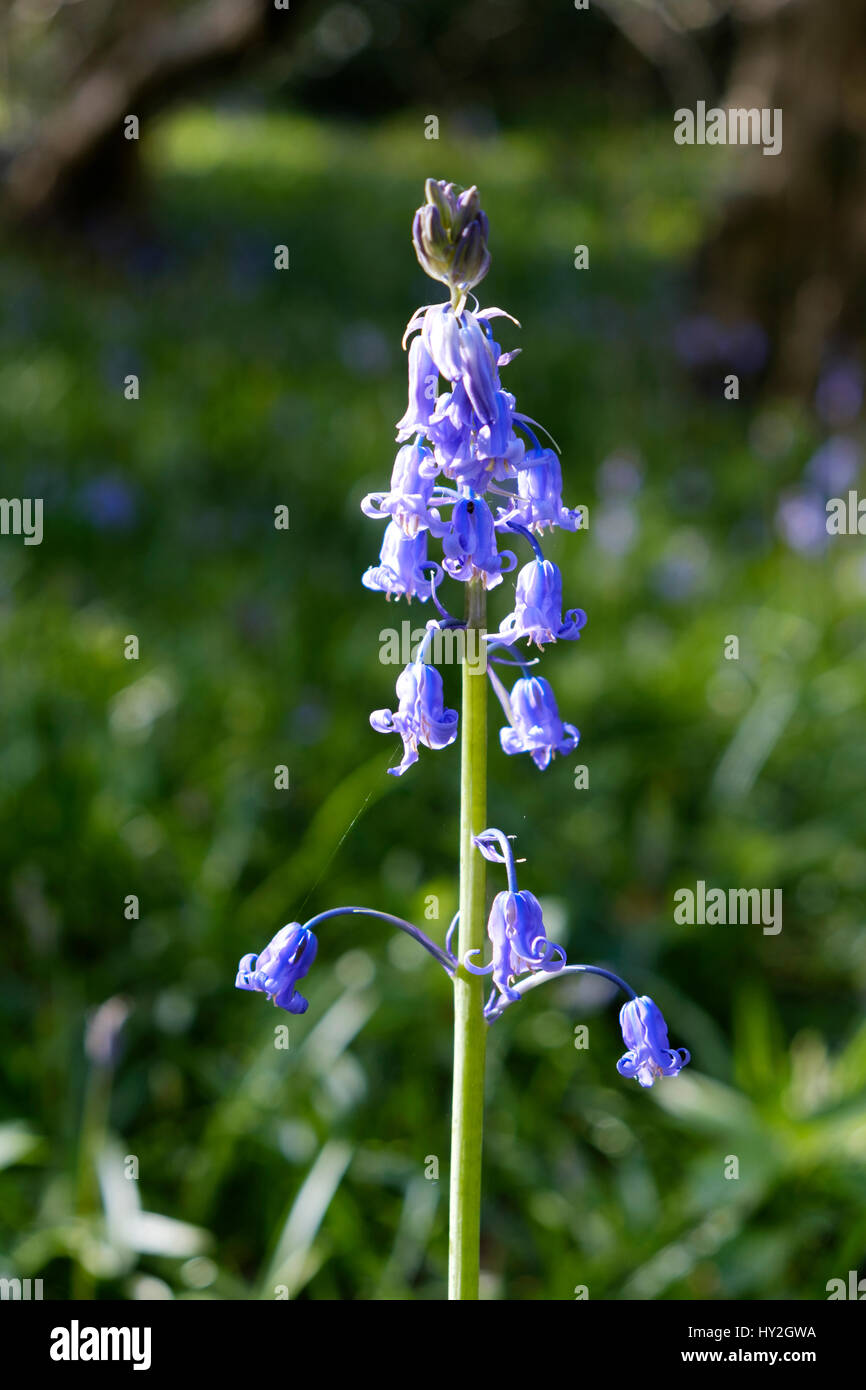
[814,359,863,427]
[597,451,644,498]
[79,475,137,530]
[805,435,861,494]
[776,488,829,556]
[338,321,391,377]
[674,314,768,375]
[594,502,638,557]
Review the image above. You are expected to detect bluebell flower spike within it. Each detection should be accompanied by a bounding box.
[360,181,588,802]
[363,180,588,778]
[235,184,691,1124]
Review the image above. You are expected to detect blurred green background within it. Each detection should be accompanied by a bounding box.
[1,0,865,1301]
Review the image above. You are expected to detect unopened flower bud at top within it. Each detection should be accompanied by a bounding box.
[412,179,491,299]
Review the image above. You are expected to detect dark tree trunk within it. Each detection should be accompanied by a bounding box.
[695,0,866,394]
[1,0,312,233]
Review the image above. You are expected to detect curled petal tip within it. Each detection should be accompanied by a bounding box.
[463,947,494,976]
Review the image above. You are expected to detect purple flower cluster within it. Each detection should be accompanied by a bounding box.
[461,829,690,1085]
[362,179,587,778]
[233,853,690,1088]
[235,180,690,1098]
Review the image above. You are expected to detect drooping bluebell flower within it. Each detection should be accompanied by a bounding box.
[427,384,523,491]
[497,448,582,533]
[500,675,579,769]
[465,888,566,1016]
[422,302,504,407]
[457,312,501,423]
[361,439,445,537]
[395,336,440,442]
[362,521,437,600]
[475,391,518,463]
[442,496,515,588]
[422,303,464,382]
[616,996,691,1088]
[498,558,587,648]
[370,659,458,775]
[427,381,475,473]
[463,828,566,1017]
[235,923,318,1014]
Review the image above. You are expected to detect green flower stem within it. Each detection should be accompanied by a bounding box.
[448,577,488,1300]
[72,1062,112,1300]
